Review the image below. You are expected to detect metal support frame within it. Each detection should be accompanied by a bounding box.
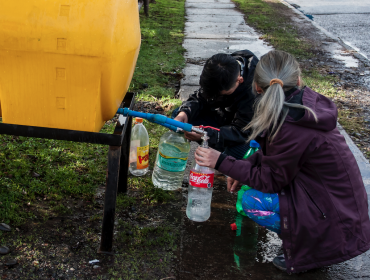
[0,92,135,255]
[138,0,149,16]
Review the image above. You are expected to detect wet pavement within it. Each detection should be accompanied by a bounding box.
[285,0,370,59]
[177,176,370,279]
[179,0,272,101]
[178,0,370,278]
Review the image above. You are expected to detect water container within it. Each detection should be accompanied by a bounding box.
[152,130,190,190]
[0,0,141,132]
[186,133,214,222]
[129,118,149,176]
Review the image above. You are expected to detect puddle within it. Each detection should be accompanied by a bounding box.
[175,183,370,279]
[321,40,360,68]
[332,50,359,68]
[232,213,259,270]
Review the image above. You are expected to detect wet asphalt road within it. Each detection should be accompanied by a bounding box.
[286,0,370,59]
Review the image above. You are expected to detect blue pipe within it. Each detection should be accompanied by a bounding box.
[152,120,182,133]
[117,108,194,132]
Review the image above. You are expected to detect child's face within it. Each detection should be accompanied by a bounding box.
[220,75,244,95]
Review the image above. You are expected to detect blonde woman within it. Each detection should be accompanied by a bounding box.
[195,50,370,273]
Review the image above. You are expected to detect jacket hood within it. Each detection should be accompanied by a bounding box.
[286,86,338,131]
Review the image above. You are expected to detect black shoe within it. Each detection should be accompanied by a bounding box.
[276,246,284,256]
[273,254,287,272]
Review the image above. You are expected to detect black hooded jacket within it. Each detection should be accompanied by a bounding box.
[177,50,258,150]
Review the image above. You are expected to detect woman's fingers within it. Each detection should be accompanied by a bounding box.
[195,153,209,166]
[194,147,220,169]
[231,180,240,193]
[194,153,204,163]
[227,177,240,193]
[196,147,207,154]
[227,177,234,192]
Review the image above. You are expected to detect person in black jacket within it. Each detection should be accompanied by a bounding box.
[173,50,259,159]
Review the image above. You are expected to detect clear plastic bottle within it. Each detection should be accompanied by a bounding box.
[129,117,149,176]
[186,132,214,222]
[152,130,190,190]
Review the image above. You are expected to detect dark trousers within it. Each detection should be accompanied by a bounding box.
[172,108,249,159]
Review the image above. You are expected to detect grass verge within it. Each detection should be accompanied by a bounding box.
[0,0,185,228]
[0,0,186,278]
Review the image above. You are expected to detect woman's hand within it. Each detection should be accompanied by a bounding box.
[227,177,241,193]
[194,147,221,169]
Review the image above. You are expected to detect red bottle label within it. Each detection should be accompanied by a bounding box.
[189,171,214,188]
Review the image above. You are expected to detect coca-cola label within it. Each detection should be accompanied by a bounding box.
[189,171,214,188]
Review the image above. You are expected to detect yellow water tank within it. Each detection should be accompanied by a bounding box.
[0,0,141,132]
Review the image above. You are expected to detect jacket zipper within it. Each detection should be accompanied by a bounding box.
[302,187,326,219]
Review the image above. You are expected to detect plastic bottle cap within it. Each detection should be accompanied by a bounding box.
[230,223,237,231]
[135,117,143,123]
[249,140,260,148]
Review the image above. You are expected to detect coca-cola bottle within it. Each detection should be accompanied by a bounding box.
[186,132,214,222]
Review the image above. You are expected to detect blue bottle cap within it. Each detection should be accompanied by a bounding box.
[250,140,260,148]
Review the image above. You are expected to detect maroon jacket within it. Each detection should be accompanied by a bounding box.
[217,87,370,273]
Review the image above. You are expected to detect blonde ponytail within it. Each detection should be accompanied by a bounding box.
[244,50,317,142]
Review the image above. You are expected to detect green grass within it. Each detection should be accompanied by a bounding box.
[129,0,186,93]
[301,69,343,98]
[0,0,186,227]
[0,121,115,226]
[0,1,185,278]
[233,0,311,58]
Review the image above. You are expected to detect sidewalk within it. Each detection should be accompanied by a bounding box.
[176,0,370,278]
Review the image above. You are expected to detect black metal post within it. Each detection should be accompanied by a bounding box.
[144,0,149,16]
[98,145,121,254]
[118,115,132,194]
[98,92,135,253]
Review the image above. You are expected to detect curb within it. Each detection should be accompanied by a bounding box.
[278,0,370,66]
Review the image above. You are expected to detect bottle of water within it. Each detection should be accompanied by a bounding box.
[129,117,149,176]
[152,130,190,190]
[186,132,214,222]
